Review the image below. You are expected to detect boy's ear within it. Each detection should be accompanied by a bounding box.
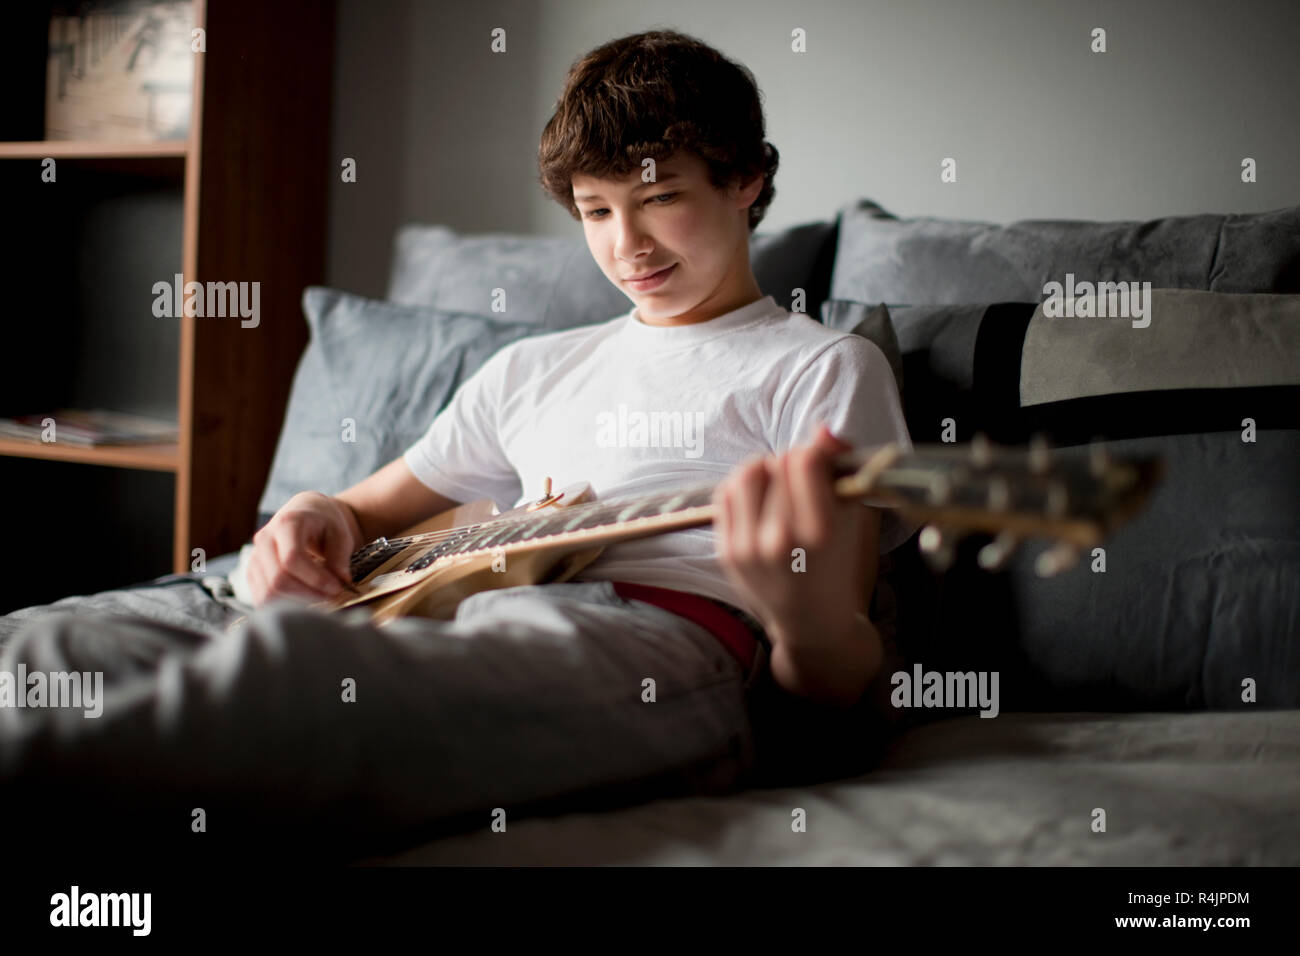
[731,170,764,208]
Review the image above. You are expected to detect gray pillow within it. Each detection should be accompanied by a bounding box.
[256,287,538,522]
[882,294,1300,445]
[830,199,1300,305]
[819,299,905,398]
[387,227,626,330]
[1020,288,1300,405]
[387,220,839,329]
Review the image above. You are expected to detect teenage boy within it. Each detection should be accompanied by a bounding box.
[0,29,915,860]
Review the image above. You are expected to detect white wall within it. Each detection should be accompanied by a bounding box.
[327,0,1300,297]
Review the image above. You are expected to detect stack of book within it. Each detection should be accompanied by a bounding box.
[0,409,179,446]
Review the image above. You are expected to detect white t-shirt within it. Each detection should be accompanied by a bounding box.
[403,293,918,621]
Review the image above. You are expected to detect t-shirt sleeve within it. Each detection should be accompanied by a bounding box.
[774,335,920,554]
[402,345,524,512]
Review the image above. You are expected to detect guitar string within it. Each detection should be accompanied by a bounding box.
[351,449,926,561]
[352,482,722,559]
[368,492,715,552]
[351,460,932,561]
[354,471,1087,566]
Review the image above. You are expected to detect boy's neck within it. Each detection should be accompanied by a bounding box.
[636,272,765,328]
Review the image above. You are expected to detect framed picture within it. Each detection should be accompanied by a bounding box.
[45,0,195,141]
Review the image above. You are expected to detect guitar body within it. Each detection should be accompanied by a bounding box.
[365,543,607,624]
[327,482,606,625]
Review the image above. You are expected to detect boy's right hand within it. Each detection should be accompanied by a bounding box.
[246,491,363,607]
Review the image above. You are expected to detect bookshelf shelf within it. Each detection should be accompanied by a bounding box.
[0,139,188,159]
[0,437,180,473]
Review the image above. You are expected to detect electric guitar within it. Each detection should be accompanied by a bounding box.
[313,434,1163,624]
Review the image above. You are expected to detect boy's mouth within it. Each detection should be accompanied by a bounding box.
[624,263,676,290]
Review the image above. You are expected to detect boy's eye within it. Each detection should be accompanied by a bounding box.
[582,193,678,220]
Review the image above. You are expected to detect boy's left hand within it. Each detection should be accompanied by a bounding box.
[711,422,868,641]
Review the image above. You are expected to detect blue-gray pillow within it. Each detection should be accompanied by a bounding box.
[386,220,839,328]
[256,287,538,524]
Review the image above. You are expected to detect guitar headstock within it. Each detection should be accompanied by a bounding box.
[831,433,1164,576]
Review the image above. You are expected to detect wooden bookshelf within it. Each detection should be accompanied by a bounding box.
[0,0,334,609]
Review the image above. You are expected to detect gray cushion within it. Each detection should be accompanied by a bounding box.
[1020,288,1300,406]
[820,299,905,397]
[256,287,537,522]
[387,227,627,330]
[877,297,1300,444]
[830,200,1300,305]
[387,220,839,328]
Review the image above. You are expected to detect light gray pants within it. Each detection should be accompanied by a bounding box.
[0,580,771,860]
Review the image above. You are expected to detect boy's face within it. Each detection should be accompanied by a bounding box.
[572,152,763,325]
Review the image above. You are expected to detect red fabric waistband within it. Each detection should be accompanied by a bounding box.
[610,581,758,673]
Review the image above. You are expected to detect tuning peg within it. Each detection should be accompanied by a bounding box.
[1034,542,1080,577]
[927,473,953,506]
[977,530,1019,571]
[1028,433,1052,475]
[987,474,1010,512]
[970,432,993,469]
[919,524,959,572]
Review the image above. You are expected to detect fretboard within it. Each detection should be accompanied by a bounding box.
[348,481,720,581]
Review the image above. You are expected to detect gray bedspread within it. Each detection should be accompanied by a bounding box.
[359,708,1300,866]
[3,571,1296,866]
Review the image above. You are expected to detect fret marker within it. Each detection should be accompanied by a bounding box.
[662,493,689,513]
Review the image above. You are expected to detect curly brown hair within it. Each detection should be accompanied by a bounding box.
[538,30,779,232]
